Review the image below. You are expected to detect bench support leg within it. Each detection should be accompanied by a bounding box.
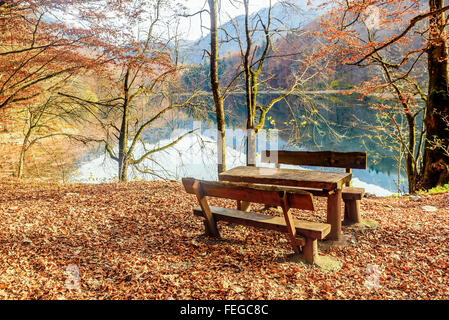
[280,192,302,254]
[193,181,220,238]
[344,199,361,224]
[237,200,251,212]
[327,188,342,241]
[303,238,318,264]
[202,221,215,237]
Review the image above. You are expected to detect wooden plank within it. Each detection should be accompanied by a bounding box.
[261,150,367,170]
[198,180,284,207]
[326,188,342,241]
[284,187,331,197]
[237,200,251,212]
[182,177,199,193]
[183,178,315,211]
[191,180,220,237]
[219,166,351,190]
[184,177,317,195]
[280,191,302,253]
[258,186,332,197]
[342,187,365,200]
[193,206,331,240]
[345,168,352,187]
[303,238,318,264]
[186,177,329,197]
[344,199,362,224]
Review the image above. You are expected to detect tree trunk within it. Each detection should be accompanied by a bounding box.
[246,127,257,166]
[406,114,417,194]
[217,128,226,173]
[406,156,417,194]
[118,157,128,182]
[17,130,31,179]
[406,155,417,194]
[17,146,26,179]
[118,69,130,182]
[422,0,449,189]
[208,0,226,174]
[243,0,257,166]
[397,143,402,195]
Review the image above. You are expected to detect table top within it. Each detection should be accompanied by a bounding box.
[218,166,351,190]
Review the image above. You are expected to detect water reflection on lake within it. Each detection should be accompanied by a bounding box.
[201,93,407,194]
[77,93,410,195]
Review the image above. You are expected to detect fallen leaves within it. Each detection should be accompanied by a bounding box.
[421,205,438,212]
[0,179,448,299]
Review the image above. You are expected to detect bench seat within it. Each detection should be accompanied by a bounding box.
[182,177,331,264]
[342,187,365,200]
[193,206,330,240]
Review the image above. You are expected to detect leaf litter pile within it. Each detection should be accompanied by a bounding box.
[0,180,448,300]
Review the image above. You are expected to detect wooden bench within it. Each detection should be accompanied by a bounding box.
[261,150,367,224]
[182,177,331,264]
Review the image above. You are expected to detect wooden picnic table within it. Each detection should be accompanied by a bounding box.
[218,166,352,241]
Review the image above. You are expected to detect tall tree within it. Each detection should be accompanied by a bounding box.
[333,6,428,194]
[61,0,200,182]
[235,0,323,165]
[208,0,226,173]
[0,0,109,179]
[422,0,449,188]
[0,0,104,112]
[15,91,90,179]
[317,0,449,190]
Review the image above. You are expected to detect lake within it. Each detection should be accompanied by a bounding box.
[74,93,412,196]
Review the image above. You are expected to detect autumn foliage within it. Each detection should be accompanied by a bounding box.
[0,0,108,111]
[0,180,448,299]
[1,0,449,302]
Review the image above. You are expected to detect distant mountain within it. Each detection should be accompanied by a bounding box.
[179,0,429,92]
[180,1,324,65]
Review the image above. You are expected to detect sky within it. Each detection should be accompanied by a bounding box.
[179,0,280,40]
[51,0,282,42]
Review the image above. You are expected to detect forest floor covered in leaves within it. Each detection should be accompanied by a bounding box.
[0,179,448,300]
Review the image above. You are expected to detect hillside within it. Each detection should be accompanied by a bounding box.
[181,0,429,91]
[180,0,323,65]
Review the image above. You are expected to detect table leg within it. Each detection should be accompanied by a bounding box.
[326,188,342,241]
[237,200,251,212]
[344,198,361,224]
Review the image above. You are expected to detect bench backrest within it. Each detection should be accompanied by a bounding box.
[261,150,367,170]
[182,177,315,211]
